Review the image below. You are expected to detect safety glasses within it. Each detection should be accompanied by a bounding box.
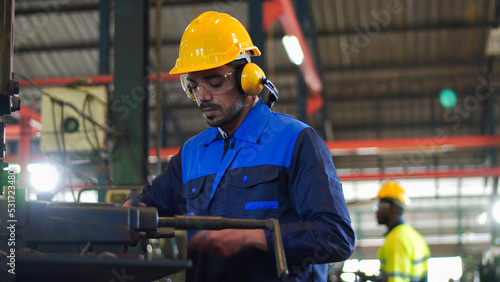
[372,200,392,212]
[180,71,236,100]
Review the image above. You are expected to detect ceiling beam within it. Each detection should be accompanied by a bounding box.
[15,2,99,15]
[327,135,500,153]
[14,38,179,54]
[15,41,100,54]
[321,58,492,72]
[14,0,228,15]
[314,22,494,37]
[337,166,500,181]
[17,72,181,87]
[149,135,500,159]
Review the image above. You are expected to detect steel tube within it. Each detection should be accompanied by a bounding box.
[158,215,289,279]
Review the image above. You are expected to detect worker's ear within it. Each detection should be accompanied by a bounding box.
[235,63,265,96]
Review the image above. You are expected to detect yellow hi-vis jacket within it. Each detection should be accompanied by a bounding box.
[378,223,430,282]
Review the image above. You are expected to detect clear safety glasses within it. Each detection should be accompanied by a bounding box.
[372,200,392,212]
[180,71,237,100]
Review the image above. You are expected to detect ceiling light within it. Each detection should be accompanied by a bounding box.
[477,212,488,225]
[282,35,304,65]
[493,200,500,223]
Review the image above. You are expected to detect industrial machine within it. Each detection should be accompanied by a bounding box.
[0,2,289,281]
[0,192,288,281]
[0,0,20,193]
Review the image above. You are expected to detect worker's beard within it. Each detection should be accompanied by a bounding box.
[200,95,246,128]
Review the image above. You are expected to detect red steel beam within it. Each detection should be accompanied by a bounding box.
[149,147,181,159]
[18,103,41,122]
[18,107,31,186]
[3,154,45,163]
[326,135,500,155]
[17,73,181,87]
[150,135,500,159]
[5,105,41,140]
[262,0,283,30]
[278,0,322,96]
[263,0,324,115]
[278,0,324,116]
[4,122,40,140]
[4,105,44,172]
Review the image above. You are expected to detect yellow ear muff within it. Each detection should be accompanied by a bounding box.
[236,63,265,96]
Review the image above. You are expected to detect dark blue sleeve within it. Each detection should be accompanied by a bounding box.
[267,128,355,266]
[135,151,185,217]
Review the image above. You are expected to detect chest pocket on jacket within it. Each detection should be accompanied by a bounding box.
[229,165,280,219]
[181,176,208,216]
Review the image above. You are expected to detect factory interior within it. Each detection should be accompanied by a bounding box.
[1,0,500,281]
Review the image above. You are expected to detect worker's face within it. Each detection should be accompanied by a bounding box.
[374,200,392,225]
[187,65,247,128]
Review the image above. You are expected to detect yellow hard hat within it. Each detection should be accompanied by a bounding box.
[170,11,261,74]
[376,180,411,207]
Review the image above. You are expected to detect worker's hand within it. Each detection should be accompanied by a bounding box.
[187,229,267,257]
[122,199,146,207]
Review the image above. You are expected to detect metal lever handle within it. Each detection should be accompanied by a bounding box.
[158,215,289,280]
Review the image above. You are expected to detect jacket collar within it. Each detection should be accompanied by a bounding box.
[385,220,404,236]
[202,99,271,146]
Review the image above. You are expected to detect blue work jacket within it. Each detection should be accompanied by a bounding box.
[138,100,355,281]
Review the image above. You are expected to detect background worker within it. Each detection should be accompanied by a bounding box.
[358,181,430,282]
[123,11,355,281]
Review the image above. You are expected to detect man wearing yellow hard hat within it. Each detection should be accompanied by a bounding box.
[359,181,430,282]
[125,11,355,281]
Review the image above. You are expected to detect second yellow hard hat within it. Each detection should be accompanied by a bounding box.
[376,180,411,207]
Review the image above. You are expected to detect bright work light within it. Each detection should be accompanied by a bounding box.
[27,164,59,192]
[493,200,500,223]
[282,35,304,65]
